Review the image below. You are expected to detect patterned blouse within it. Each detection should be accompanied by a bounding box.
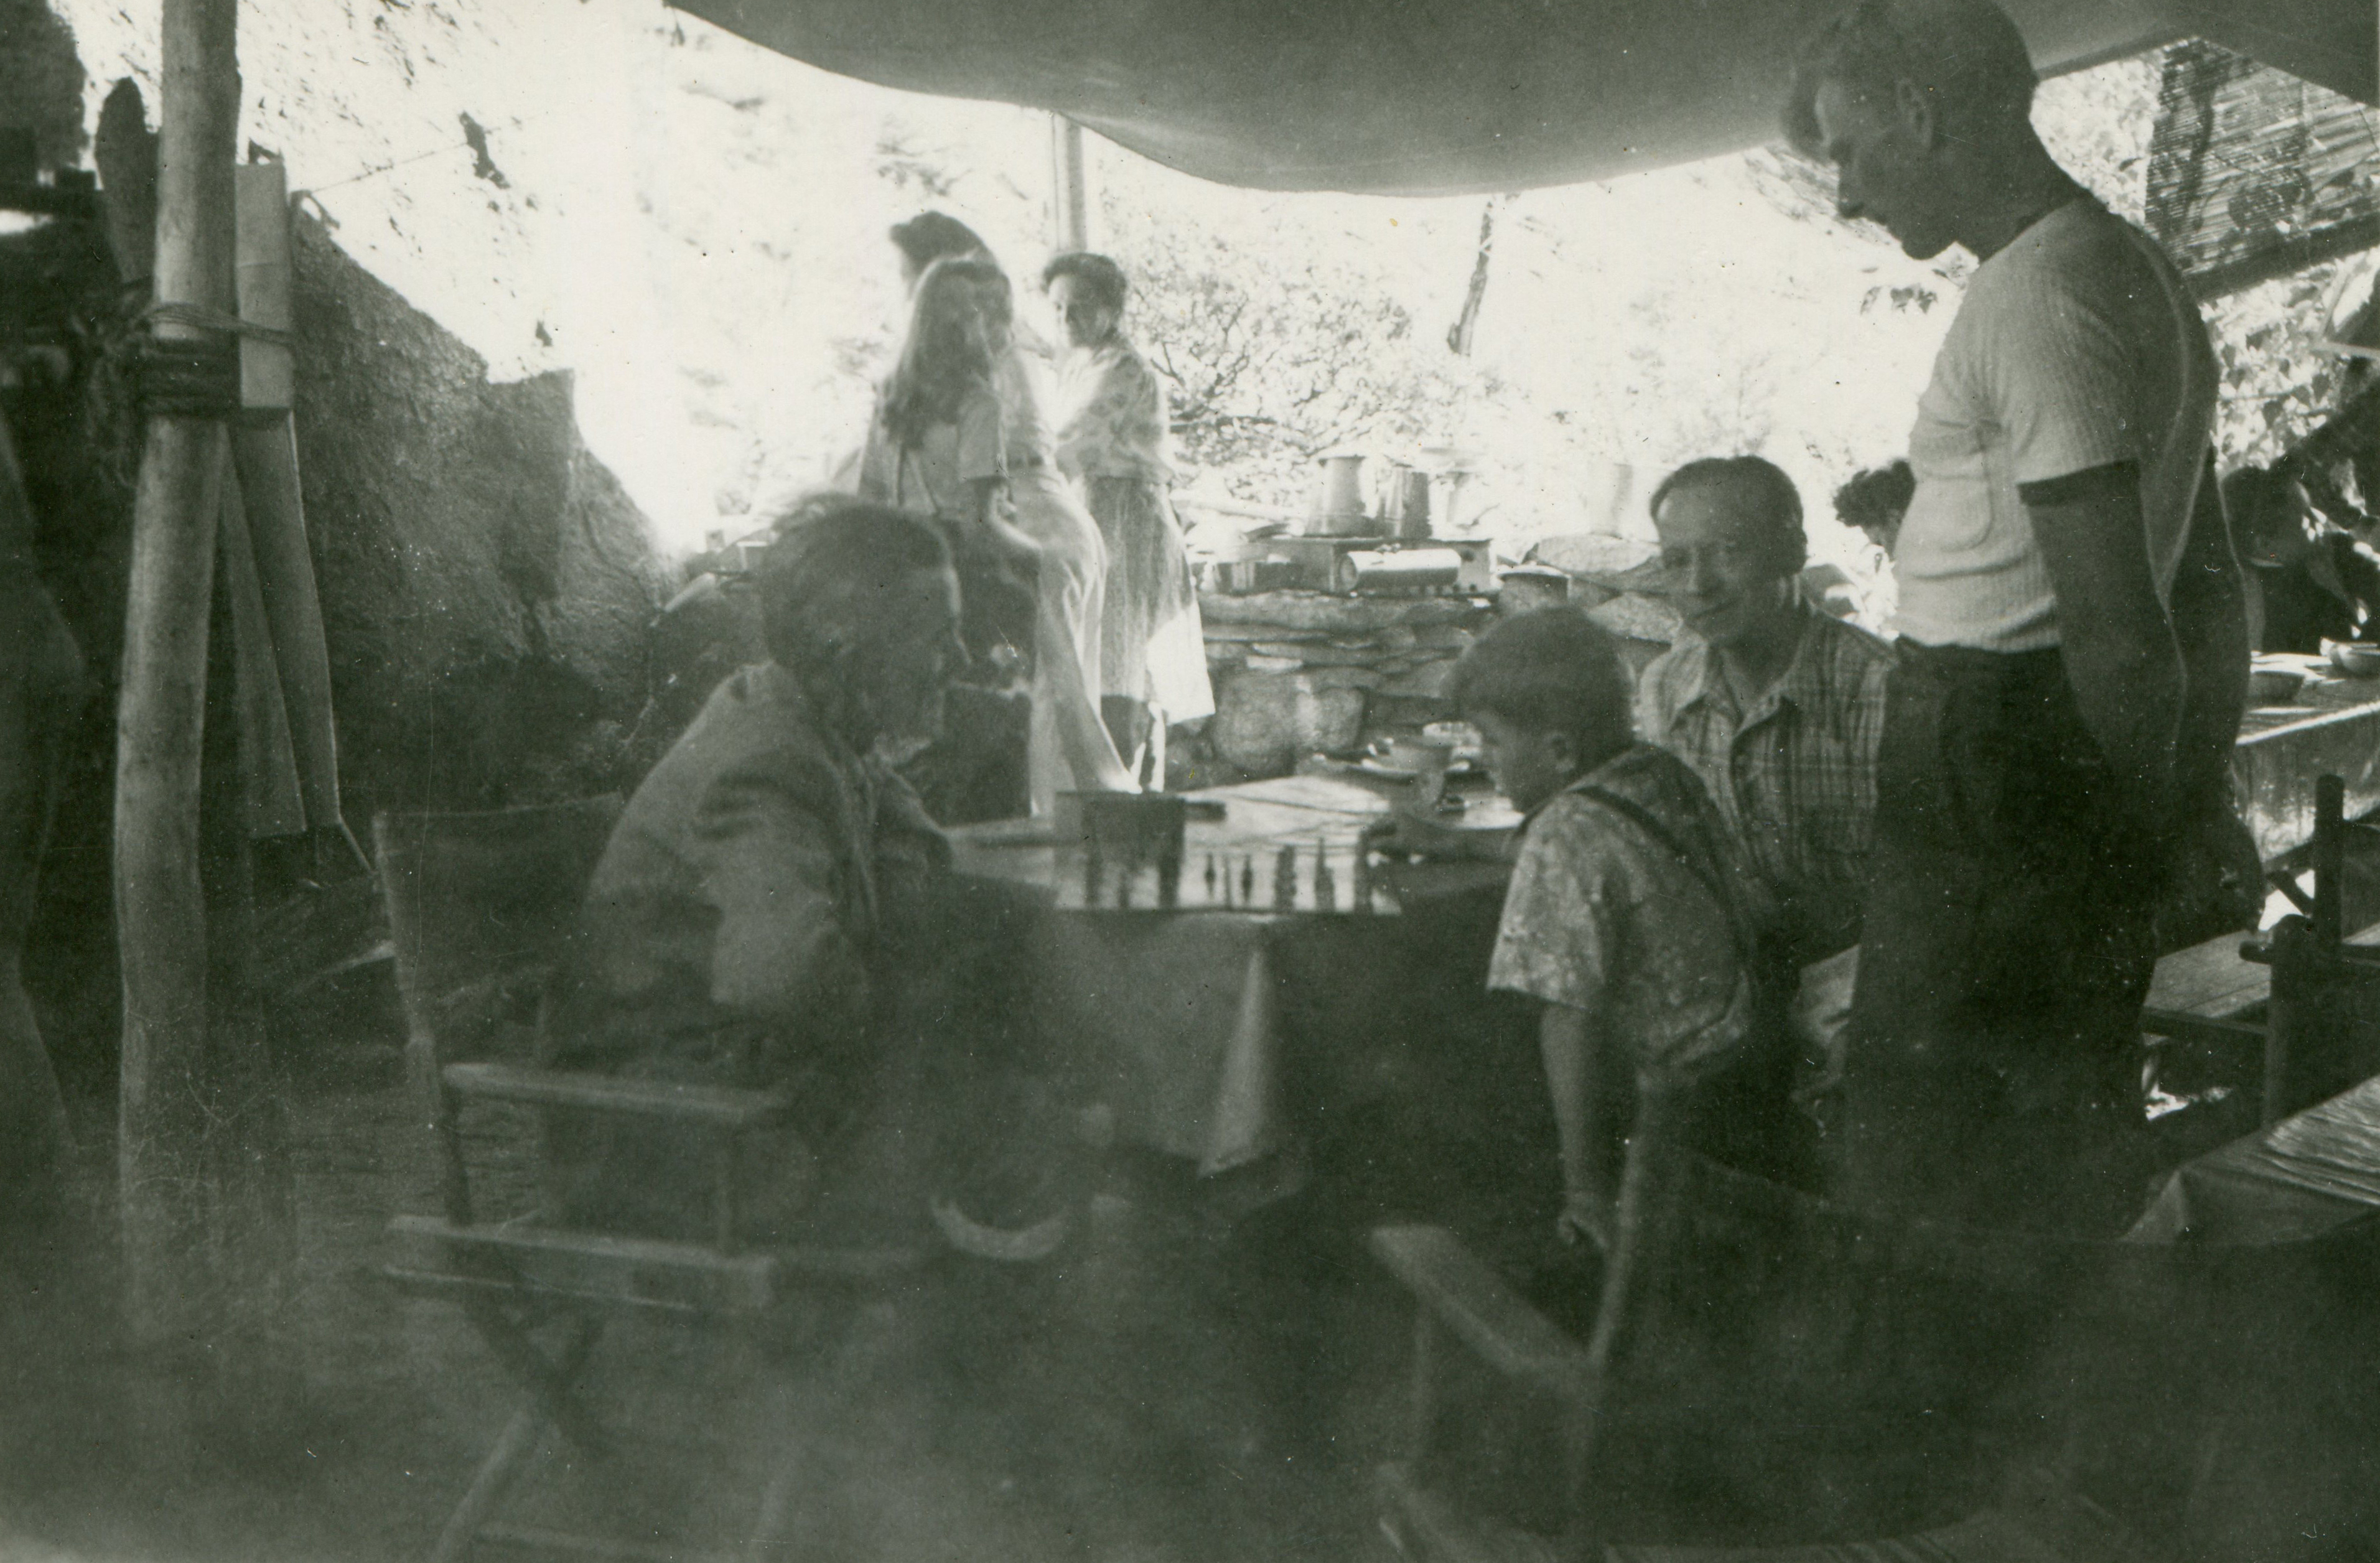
[1053,337,1175,487]
[1487,745,1764,1091]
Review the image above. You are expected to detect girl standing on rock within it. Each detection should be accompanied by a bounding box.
[1045,251,1213,778]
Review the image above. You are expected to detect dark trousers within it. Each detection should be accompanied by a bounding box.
[1844,643,2158,1236]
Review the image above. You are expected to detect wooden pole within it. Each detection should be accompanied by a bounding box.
[116,0,240,1345]
[1052,115,1088,253]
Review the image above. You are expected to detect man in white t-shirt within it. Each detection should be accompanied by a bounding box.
[1785,0,2250,1234]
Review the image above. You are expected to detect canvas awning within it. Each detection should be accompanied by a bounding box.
[669,0,2376,195]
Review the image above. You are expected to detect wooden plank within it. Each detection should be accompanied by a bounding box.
[1206,771,1393,818]
[217,469,306,836]
[477,1524,740,1563]
[2145,931,2271,1020]
[1370,1225,1592,1400]
[2145,918,2380,1023]
[232,417,346,837]
[442,1061,791,1130]
[390,1215,780,1313]
[390,1220,927,1307]
[383,1265,709,1317]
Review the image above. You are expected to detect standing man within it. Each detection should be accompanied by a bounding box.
[1637,456,1893,974]
[1785,0,2247,1233]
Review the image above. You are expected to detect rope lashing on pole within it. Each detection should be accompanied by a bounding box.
[134,301,292,421]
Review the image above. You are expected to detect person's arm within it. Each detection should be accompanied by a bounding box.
[2020,464,2184,829]
[2168,455,2250,815]
[1488,803,1625,1245]
[1539,1002,1621,1249]
[1982,245,2200,826]
[959,393,1040,564]
[698,755,872,1048]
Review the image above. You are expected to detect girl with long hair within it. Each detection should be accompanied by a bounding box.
[861,256,1133,813]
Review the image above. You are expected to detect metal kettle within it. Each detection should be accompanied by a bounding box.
[1308,452,1381,537]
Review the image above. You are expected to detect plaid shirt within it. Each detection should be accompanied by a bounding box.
[1635,605,1893,966]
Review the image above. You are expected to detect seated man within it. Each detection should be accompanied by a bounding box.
[2225,464,2380,654]
[544,495,1040,1247]
[1454,610,1808,1265]
[1636,457,1895,974]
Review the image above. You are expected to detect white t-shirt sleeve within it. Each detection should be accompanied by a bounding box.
[1972,259,2144,488]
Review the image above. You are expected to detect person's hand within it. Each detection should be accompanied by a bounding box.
[1361,805,1502,863]
[982,514,1046,571]
[1556,1189,1614,1253]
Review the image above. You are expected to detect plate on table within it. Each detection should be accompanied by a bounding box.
[2323,639,2380,678]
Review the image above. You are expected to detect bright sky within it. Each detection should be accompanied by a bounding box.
[44,0,2147,567]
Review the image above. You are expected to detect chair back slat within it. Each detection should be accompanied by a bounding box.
[374,797,622,1076]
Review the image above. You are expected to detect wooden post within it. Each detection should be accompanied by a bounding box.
[1051,115,1088,253]
[116,0,240,1345]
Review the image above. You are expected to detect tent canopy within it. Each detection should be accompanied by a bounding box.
[671,0,2376,195]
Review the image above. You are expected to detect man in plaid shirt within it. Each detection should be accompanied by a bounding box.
[1635,457,1893,973]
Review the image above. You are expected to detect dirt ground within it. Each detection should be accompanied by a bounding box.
[0,1024,1409,1563]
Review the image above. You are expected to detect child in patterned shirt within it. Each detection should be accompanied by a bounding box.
[1451,610,1807,1257]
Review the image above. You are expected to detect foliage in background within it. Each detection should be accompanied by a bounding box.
[1099,210,1470,498]
[2207,264,2355,472]
[137,4,2362,558]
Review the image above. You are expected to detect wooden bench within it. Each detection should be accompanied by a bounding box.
[2143,920,2380,1025]
[2142,918,2380,1130]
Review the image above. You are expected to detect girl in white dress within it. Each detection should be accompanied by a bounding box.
[859,256,1132,813]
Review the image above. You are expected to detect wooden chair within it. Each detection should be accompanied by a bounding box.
[375,800,934,1563]
[2143,775,2380,1127]
[1369,1093,2185,1563]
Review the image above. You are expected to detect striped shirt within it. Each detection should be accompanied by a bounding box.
[1635,605,1893,965]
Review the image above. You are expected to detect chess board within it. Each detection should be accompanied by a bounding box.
[1054,839,1399,915]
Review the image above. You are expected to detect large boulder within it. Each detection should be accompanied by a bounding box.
[1210,670,1368,776]
[1525,531,1664,594]
[292,215,673,813]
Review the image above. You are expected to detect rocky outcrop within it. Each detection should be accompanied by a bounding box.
[1525,530,1682,671]
[290,214,671,813]
[1200,589,1495,776]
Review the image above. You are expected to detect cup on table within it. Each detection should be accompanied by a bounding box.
[1385,733,1457,812]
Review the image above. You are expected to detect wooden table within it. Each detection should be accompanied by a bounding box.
[2233,658,2380,862]
[2130,1070,2380,1246]
[950,774,1531,1180]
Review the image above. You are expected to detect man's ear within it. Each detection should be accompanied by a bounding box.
[1543,727,1579,780]
[1893,78,1938,149]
